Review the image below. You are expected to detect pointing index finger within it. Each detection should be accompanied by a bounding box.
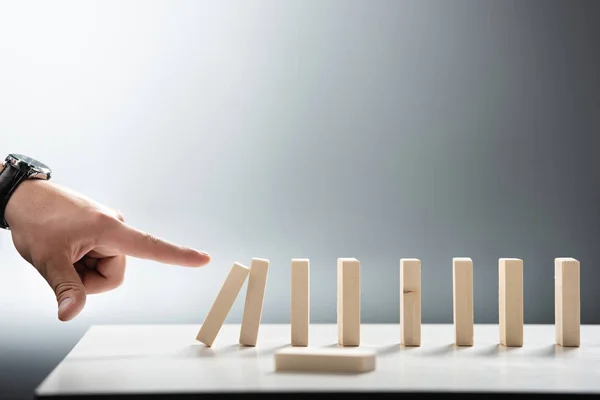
[109,222,211,267]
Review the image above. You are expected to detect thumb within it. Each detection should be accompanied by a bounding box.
[40,256,87,321]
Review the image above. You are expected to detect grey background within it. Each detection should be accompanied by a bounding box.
[1,0,599,398]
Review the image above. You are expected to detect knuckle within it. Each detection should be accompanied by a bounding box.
[108,257,126,290]
[54,280,83,299]
[115,210,125,222]
[90,211,121,232]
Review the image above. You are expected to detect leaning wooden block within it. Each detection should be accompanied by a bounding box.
[291,258,310,346]
[499,258,524,347]
[274,347,376,373]
[196,262,250,347]
[239,258,270,346]
[337,258,361,346]
[555,257,580,347]
[453,257,474,346]
[400,258,421,346]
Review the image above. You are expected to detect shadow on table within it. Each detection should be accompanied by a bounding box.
[168,341,582,360]
[185,343,291,358]
[528,344,578,358]
[376,344,403,355]
[468,344,579,358]
[418,344,455,356]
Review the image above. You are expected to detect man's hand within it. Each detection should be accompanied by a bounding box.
[4,179,210,322]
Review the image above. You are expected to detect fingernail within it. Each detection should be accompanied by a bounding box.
[58,297,73,313]
[198,250,210,257]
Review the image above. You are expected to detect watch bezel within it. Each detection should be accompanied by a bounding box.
[4,153,52,180]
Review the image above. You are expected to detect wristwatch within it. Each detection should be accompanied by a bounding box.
[0,153,52,230]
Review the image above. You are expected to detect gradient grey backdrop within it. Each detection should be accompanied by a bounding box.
[1,0,599,398]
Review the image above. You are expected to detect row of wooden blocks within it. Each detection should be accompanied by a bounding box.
[195,257,581,348]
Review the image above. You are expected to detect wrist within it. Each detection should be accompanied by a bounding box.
[4,179,41,228]
[0,154,53,230]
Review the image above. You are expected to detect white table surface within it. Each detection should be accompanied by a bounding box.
[35,324,600,397]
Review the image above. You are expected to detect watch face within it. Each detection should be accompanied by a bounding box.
[9,153,51,172]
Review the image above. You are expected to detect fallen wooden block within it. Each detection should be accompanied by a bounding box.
[291,258,310,346]
[400,258,421,346]
[274,347,376,373]
[555,257,580,347]
[196,262,250,347]
[452,257,474,346]
[499,258,524,347]
[239,258,270,346]
[337,257,361,346]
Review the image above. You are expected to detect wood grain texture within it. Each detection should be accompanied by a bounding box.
[453,257,474,346]
[499,258,524,347]
[274,347,376,373]
[291,258,310,346]
[555,257,580,347]
[239,258,270,346]
[196,262,249,347]
[400,258,421,346]
[337,258,360,346]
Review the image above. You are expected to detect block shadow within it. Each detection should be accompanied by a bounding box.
[199,343,290,357]
[418,344,455,356]
[528,344,578,357]
[474,344,501,356]
[238,343,290,357]
[496,344,522,353]
[161,341,584,361]
[554,345,579,353]
[179,344,217,357]
[376,344,403,355]
[524,344,556,357]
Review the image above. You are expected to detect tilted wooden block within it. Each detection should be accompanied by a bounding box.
[291,258,310,346]
[453,257,474,346]
[274,347,376,373]
[555,257,580,347]
[337,258,360,346]
[196,262,249,347]
[499,258,524,347]
[239,258,270,346]
[400,258,421,346]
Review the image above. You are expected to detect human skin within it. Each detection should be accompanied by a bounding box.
[4,177,210,322]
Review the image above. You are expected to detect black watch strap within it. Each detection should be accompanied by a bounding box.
[0,164,30,230]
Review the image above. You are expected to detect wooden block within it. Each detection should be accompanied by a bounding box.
[274,347,376,373]
[555,257,580,347]
[452,257,474,346]
[337,258,360,346]
[400,258,421,346]
[291,258,310,346]
[196,262,249,347]
[499,258,524,347]
[239,258,270,346]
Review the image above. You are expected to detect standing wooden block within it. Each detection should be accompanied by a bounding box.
[239,258,270,346]
[555,257,580,347]
[499,258,524,347]
[291,258,310,346]
[400,258,421,346]
[337,258,360,346]
[452,257,474,346]
[196,262,250,347]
